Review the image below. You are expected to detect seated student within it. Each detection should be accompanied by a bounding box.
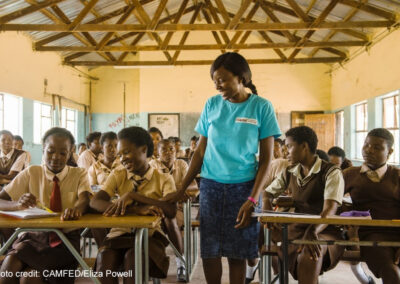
[78,143,87,156]
[185,135,198,161]
[0,127,92,284]
[281,139,289,159]
[0,130,27,186]
[150,139,198,281]
[13,135,31,169]
[171,137,186,159]
[316,149,330,162]
[77,132,103,170]
[90,127,177,283]
[273,138,284,159]
[344,128,400,284]
[148,127,163,160]
[328,146,353,170]
[71,144,79,165]
[265,126,344,284]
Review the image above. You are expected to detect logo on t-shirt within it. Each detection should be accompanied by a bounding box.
[235,117,258,125]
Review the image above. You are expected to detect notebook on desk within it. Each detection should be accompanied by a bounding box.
[252,210,321,219]
[0,207,58,219]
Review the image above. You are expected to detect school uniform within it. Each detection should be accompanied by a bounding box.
[3,165,93,284]
[77,149,103,170]
[98,166,176,278]
[266,157,344,279]
[88,158,121,186]
[149,158,197,228]
[344,164,400,278]
[176,149,186,159]
[262,158,290,206]
[0,149,26,184]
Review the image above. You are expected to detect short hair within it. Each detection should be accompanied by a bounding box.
[328,146,346,159]
[86,132,101,145]
[367,128,394,149]
[191,136,199,142]
[118,127,154,158]
[0,130,13,139]
[285,126,318,154]
[78,143,86,148]
[274,138,284,146]
[148,127,163,139]
[316,149,329,162]
[100,132,117,145]
[173,137,181,143]
[158,138,173,148]
[13,135,24,144]
[42,127,75,149]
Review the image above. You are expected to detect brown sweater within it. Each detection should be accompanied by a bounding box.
[344,165,400,236]
[0,149,24,175]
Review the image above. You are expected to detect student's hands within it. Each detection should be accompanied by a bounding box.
[297,226,321,261]
[15,193,36,210]
[61,207,82,220]
[235,200,254,229]
[103,192,133,216]
[136,205,164,217]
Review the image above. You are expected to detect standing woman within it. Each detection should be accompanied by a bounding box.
[171,52,281,284]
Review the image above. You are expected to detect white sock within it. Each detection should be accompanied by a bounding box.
[246,260,259,279]
[176,256,186,268]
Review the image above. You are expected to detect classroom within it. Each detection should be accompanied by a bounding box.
[0,0,399,283]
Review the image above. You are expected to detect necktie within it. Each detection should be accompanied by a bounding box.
[49,176,62,247]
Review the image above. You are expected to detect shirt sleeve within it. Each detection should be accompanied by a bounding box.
[10,152,27,172]
[77,169,93,196]
[77,152,91,170]
[323,168,344,204]
[265,169,288,198]
[161,174,177,197]
[88,165,97,186]
[259,100,281,140]
[194,98,211,137]
[4,169,30,201]
[101,171,119,198]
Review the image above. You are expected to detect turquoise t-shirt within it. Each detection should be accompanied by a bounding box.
[195,94,281,184]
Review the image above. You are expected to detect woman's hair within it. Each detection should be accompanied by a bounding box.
[86,131,101,145]
[210,52,258,95]
[13,135,24,144]
[285,126,318,154]
[367,128,394,149]
[78,143,86,148]
[148,127,164,139]
[0,130,13,139]
[42,127,75,149]
[118,127,154,158]
[316,149,329,162]
[328,146,346,159]
[100,131,117,145]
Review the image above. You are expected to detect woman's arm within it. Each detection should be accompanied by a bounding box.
[235,136,274,229]
[89,190,112,213]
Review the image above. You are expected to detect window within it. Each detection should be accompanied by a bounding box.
[354,102,368,160]
[61,108,77,139]
[335,110,344,149]
[0,93,22,135]
[383,95,399,164]
[34,102,53,144]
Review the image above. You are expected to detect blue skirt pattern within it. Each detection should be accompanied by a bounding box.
[199,178,259,259]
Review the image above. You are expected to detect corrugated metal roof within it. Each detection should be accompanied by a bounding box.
[1,0,399,64]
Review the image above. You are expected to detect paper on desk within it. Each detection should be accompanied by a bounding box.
[252,210,321,219]
[0,207,58,219]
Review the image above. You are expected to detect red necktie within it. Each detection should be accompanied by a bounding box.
[49,176,62,247]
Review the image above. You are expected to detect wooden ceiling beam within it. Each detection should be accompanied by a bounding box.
[68,0,99,31]
[201,6,225,53]
[214,0,230,24]
[36,41,367,51]
[228,0,252,29]
[339,0,398,21]
[161,0,189,49]
[66,57,345,66]
[0,0,64,24]
[1,21,392,32]
[204,0,230,45]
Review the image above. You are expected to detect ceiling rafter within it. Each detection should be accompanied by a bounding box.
[204,0,230,46]
[160,0,190,49]
[339,0,398,21]
[201,5,225,53]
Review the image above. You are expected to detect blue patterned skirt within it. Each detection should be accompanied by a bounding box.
[199,178,259,259]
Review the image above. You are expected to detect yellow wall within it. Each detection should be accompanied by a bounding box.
[331,29,400,110]
[0,32,89,109]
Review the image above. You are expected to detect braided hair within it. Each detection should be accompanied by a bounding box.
[210,52,258,95]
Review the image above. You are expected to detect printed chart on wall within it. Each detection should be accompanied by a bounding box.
[148,113,180,138]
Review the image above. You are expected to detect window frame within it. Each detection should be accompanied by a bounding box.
[335,110,344,149]
[382,94,399,164]
[0,92,22,136]
[34,101,54,144]
[61,107,77,139]
[354,102,368,160]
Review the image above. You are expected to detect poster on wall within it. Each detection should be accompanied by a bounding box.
[148,113,180,138]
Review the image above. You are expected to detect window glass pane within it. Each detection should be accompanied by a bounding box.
[356,132,367,160]
[0,110,3,130]
[389,129,399,164]
[383,97,395,128]
[3,95,21,135]
[41,104,52,117]
[67,109,75,120]
[42,117,52,137]
[61,109,66,128]
[335,111,344,148]
[0,94,3,110]
[34,102,41,144]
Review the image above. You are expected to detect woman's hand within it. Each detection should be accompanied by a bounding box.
[61,207,82,220]
[103,192,133,216]
[297,226,321,261]
[162,189,190,203]
[235,200,255,229]
[16,193,36,210]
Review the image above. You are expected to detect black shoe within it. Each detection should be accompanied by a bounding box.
[245,263,259,284]
[177,266,187,282]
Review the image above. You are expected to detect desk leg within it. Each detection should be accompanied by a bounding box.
[184,199,192,282]
[281,224,289,284]
[262,227,272,284]
[143,229,149,284]
[135,228,144,284]
[0,229,21,255]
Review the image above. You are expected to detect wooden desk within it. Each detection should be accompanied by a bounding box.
[0,214,161,284]
[257,214,400,284]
